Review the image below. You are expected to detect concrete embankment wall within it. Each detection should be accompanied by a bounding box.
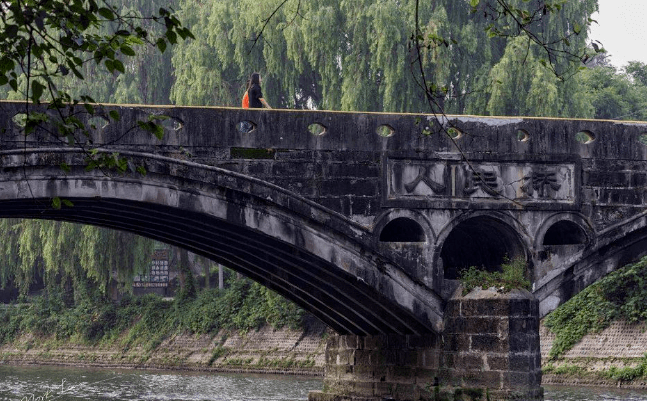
[3,318,647,389]
[0,325,327,376]
[541,320,647,388]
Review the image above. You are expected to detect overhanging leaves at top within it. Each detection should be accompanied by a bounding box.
[0,0,193,172]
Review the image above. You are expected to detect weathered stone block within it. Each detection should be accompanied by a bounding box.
[456,353,485,371]
[486,355,509,371]
[362,335,386,351]
[408,334,438,349]
[460,298,510,317]
[444,333,470,352]
[509,316,538,332]
[421,349,440,369]
[509,334,532,353]
[467,316,506,334]
[509,354,534,372]
[508,298,533,317]
[471,334,506,353]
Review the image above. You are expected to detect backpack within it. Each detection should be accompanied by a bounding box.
[242,91,249,108]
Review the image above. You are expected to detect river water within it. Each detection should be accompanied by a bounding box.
[2,365,647,401]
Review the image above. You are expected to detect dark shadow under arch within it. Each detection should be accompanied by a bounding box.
[543,220,587,245]
[379,217,426,242]
[441,216,526,280]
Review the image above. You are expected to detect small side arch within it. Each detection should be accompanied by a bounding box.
[373,210,436,289]
[534,213,593,249]
[373,209,434,244]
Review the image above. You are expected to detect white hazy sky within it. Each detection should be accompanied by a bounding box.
[588,0,647,69]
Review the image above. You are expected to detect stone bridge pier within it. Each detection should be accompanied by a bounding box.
[309,289,543,401]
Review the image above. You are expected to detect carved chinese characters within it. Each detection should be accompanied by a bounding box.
[387,158,575,207]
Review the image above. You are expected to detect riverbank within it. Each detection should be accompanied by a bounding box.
[4,309,647,387]
[541,320,647,389]
[0,321,328,376]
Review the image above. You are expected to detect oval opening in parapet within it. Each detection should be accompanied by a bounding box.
[638,133,647,147]
[376,124,395,138]
[236,120,256,134]
[308,122,326,136]
[574,130,595,144]
[446,127,462,140]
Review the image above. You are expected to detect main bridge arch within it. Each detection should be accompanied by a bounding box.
[0,147,443,335]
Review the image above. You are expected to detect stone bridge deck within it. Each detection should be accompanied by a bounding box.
[1,101,647,333]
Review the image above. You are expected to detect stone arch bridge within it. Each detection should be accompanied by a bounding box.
[1,100,647,336]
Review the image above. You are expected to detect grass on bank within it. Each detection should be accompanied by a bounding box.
[543,354,647,382]
[0,277,305,352]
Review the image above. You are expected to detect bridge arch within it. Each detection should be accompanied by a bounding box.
[374,209,434,244]
[372,209,438,291]
[534,212,593,248]
[436,212,531,281]
[0,148,443,335]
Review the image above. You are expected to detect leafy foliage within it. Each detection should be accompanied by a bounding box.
[169,0,598,117]
[544,256,647,360]
[0,275,305,350]
[459,257,531,295]
[601,356,647,383]
[0,0,192,172]
[0,219,154,300]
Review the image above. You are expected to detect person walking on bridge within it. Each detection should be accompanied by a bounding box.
[248,72,271,109]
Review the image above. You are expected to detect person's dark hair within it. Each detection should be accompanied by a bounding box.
[250,72,261,86]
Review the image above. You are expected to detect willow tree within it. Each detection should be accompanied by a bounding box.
[463,0,599,117]
[0,219,154,302]
[170,0,484,111]
[170,0,598,116]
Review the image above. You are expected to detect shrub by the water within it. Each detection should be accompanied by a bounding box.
[0,276,305,351]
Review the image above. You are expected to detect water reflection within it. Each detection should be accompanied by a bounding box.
[0,365,321,401]
[4,365,647,401]
[545,385,647,401]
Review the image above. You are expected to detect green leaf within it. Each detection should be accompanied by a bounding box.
[112,59,125,74]
[156,38,167,53]
[0,57,14,73]
[149,114,170,122]
[470,0,479,7]
[109,110,120,121]
[166,30,177,45]
[98,7,115,20]
[52,197,62,209]
[105,59,114,73]
[120,45,135,56]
